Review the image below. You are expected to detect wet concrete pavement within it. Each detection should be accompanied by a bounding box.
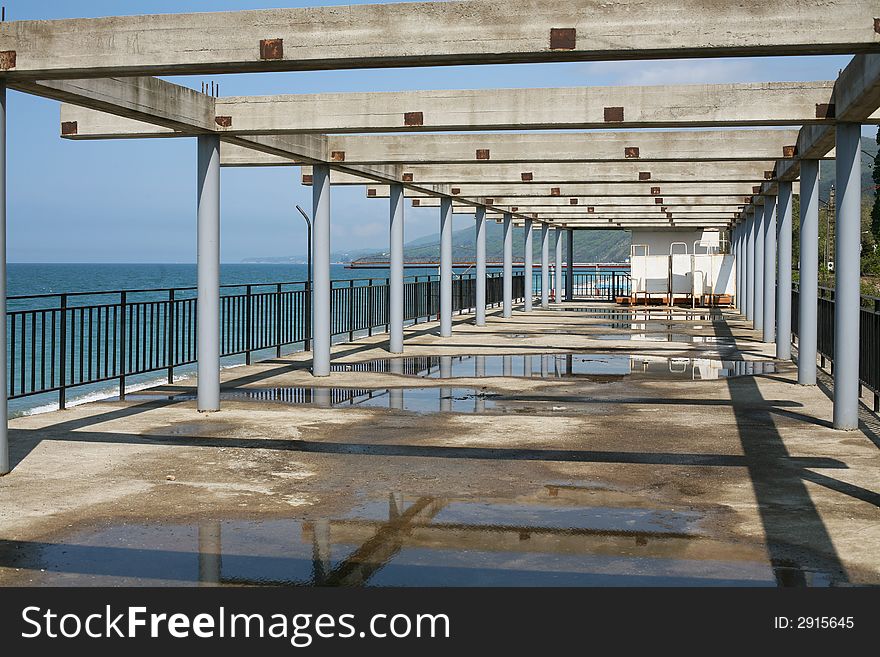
[1,303,878,586]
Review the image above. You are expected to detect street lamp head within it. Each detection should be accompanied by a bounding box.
[296,204,312,227]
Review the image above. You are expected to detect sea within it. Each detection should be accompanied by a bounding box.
[5,262,488,417]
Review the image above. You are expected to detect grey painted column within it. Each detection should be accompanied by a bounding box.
[388,184,405,354]
[0,82,7,474]
[554,228,563,304]
[734,224,740,310]
[197,135,221,411]
[753,204,765,330]
[475,207,487,326]
[746,214,755,321]
[312,164,332,376]
[833,123,862,430]
[523,219,533,312]
[762,194,777,344]
[565,229,575,301]
[540,223,550,308]
[502,212,512,318]
[439,198,453,337]
[776,182,793,359]
[798,159,820,385]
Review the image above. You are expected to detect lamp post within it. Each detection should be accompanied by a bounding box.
[296,204,313,351]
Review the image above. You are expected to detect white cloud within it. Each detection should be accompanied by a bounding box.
[580,58,762,86]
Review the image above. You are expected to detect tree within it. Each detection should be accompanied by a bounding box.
[872,126,880,244]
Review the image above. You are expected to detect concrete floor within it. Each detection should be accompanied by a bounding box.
[1,303,878,586]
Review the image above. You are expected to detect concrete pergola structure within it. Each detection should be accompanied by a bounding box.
[0,2,879,473]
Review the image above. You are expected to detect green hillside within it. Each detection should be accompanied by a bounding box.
[360,222,630,264]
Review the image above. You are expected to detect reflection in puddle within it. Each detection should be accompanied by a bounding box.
[591,333,735,343]
[554,308,720,322]
[3,492,828,587]
[178,387,499,413]
[333,354,776,381]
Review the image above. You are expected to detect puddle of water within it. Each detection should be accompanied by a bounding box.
[334,354,775,381]
[591,333,735,343]
[172,387,499,413]
[556,308,719,322]
[3,493,825,587]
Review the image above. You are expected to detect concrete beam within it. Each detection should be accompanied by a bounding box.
[2,2,876,79]
[777,54,880,182]
[446,204,742,215]
[368,182,762,198]
[59,111,800,163]
[399,195,751,208]
[303,162,771,185]
[215,82,837,134]
[27,76,536,221]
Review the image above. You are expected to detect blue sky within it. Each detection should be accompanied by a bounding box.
[3,0,868,262]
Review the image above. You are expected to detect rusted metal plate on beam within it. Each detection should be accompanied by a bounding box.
[521,172,533,182]
[330,150,345,161]
[259,39,283,61]
[475,149,490,160]
[214,116,233,128]
[60,121,78,136]
[604,106,624,122]
[624,147,640,159]
[815,103,836,119]
[550,187,560,196]
[651,187,661,195]
[404,111,424,126]
[549,28,576,50]
[402,172,414,182]
[638,171,651,181]
[0,50,15,70]
[451,187,461,194]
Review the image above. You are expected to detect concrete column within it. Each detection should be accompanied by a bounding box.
[733,224,740,310]
[776,182,793,360]
[762,194,777,344]
[475,207,487,326]
[753,204,765,330]
[554,228,563,304]
[565,229,575,301]
[798,159,820,385]
[523,219,533,312]
[540,223,550,308]
[0,82,7,475]
[746,214,755,320]
[502,212,512,318]
[198,522,222,585]
[311,164,332,376]
[197,135,221,411]
[833,123,862,430]
[389,359,404,409]
[439,198,453,337]
[388,184,405,354]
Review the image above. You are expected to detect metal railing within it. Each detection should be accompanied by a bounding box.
[6,272,524,406]
[791,284,880,408]
[528,271,630,301]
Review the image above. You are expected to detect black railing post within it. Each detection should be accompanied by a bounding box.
[118,291,126,400]
[59,294,68,409]
[305,281,312,352]
[245,285,253,365]
[349,280,355,342]
[167,289,175,384]
[367,279,374,336]
[275,283,283,358]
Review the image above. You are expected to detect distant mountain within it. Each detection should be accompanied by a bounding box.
[818,135,878,201]
[356,221,630,265]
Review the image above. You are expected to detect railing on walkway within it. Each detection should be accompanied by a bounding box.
[529,270,630,301]
[6,272,524,406]
[791,284,880,408]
